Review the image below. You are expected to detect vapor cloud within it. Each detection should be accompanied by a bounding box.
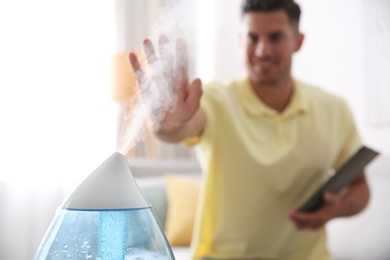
[118,0,196,155]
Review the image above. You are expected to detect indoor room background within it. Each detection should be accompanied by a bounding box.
[0,0,389,259]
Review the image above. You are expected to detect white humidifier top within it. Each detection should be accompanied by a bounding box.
[61,152,149,209]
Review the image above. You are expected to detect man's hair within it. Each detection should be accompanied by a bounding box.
[241,0,301,25]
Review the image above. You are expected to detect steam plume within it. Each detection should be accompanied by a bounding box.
[118,0,196,155]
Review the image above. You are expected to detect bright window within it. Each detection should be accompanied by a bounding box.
[0,1,117,186]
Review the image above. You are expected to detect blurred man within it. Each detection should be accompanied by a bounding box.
[129,0,370,259]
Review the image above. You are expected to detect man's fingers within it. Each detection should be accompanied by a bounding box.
[129,52,144,82]
[323,192,335,203]
[158,34,171,63]
[323,190,344,204]
[158,34,174,78]
[176,38,189,89]
[288,210,324,230]
[158,34,170,55]
[143,38,157,65]
[186,78,202,109]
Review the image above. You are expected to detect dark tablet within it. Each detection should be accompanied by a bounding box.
[298,146,380,212]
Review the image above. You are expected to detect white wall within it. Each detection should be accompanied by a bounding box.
[0,2,118,259]
[294,0,390,156]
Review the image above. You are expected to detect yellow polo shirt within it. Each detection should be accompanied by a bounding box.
[189,76,361,260]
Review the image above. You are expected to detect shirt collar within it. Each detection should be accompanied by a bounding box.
[236,76,309,118]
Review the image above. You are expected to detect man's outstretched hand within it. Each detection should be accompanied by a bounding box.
[128,35,202,136]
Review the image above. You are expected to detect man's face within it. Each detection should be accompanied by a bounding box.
[241,10,304,86]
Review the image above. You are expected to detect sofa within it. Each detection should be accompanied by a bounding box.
[129,156,390,260]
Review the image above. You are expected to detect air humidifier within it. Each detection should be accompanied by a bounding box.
[35,152,175,260]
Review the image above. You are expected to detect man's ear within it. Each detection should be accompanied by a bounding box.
[294,33,304,52]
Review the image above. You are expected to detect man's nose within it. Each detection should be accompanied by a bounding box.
[255,40,272,56]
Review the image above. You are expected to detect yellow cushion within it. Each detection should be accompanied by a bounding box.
[164,174,201,246]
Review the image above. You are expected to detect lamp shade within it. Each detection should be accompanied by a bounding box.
[35,152,175,260]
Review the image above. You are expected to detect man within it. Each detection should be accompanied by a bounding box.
[129,0,370,259]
